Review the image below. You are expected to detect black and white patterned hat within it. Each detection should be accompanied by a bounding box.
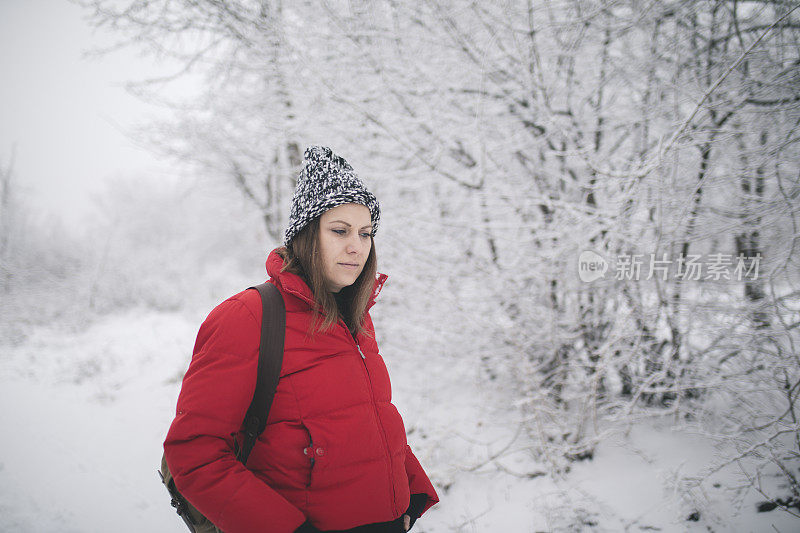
[283,146,381,247]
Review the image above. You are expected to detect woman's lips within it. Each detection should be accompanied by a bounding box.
[338,262,360,269]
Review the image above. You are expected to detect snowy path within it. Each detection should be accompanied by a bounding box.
[0,310,193,532]
[0,310,796,532]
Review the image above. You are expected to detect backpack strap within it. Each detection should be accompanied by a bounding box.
[238,282,286,464]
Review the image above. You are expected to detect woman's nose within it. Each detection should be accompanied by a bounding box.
[346,235,364,253]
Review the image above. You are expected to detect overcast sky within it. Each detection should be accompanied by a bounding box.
[0,0,181,229]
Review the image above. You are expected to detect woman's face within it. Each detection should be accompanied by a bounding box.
[318,203,373,293]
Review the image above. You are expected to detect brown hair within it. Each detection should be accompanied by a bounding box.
[277,216,377,337]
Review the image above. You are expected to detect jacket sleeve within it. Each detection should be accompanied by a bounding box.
[404,445,439,516]
[164,297,306,533]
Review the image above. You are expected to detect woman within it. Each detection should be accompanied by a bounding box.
[164,146,439,533]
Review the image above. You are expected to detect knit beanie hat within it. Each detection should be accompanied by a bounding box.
[283,146,381,247]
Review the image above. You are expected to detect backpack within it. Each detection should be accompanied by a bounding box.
[158,283,286,533]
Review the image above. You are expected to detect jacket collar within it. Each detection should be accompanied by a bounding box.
[265,248,387,311]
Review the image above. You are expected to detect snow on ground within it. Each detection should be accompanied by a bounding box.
[0,310,195,532]
[1,309,797,532]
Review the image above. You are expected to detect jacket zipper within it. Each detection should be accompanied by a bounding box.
[344,322,398,516]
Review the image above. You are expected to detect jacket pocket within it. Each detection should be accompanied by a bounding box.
[242,420,314,494]
[300,423,315,488]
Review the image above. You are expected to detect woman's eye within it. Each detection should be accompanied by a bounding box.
[360,232,372,239]
[332,229,346,235]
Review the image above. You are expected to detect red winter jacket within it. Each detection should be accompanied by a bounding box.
[164,249,439,532]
